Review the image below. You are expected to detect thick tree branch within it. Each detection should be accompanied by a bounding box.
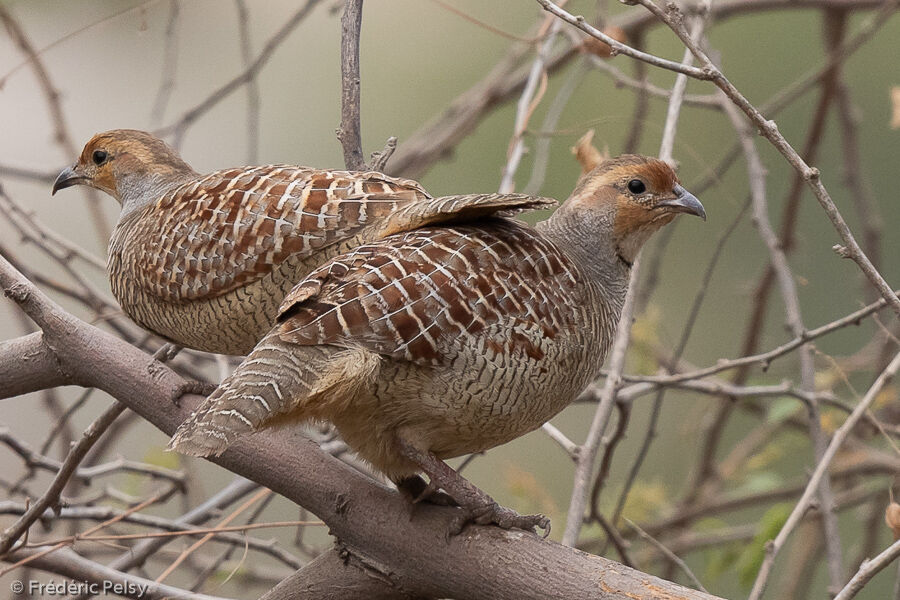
[261,547,418,600]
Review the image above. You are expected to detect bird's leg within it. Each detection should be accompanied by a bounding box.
[397,438,550,536]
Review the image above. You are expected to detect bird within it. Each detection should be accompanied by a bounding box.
[52,130,553,355]
[168,153,706,532]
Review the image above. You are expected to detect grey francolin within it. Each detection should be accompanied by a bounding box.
[169,154,705,532]
[52,130,552,354]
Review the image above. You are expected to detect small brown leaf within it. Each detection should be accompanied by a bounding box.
[885,500,900,540]
[572,130,608,175]
[581,26,628,59]
[891,86,900,129]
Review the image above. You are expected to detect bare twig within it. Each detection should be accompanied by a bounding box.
[748,350,900,599]
[561,261,640,546]
[0,4,111,242]
[149,0,180,126]
[834,537,900,600]
[0,402,127,556]
[157,0,322,145]
[235,0,261,164]
[499,18,560,193]
[625,518,708,593]
[336,0,365,170]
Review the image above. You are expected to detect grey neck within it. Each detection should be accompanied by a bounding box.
[117,170,198,223]
[536,206,632,301]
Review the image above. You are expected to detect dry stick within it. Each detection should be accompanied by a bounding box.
[498,18,560,193]
[0,431,184,485]
[541,422,579,460]
[188,484,278,591]
[1,489,164,576]
[625,518,708,593]
[336,0,366,171]
[748,350,900,600]
[658,8,707,163]
[0,502,303,569]
[524,58,590,196]
[601,11,710,558]
[39,389,93,457]
[587,54,720,109]
[616,291,899,386]
[235,0,261,164]
[149,0,180,126]
[155,488,271,583]
[684,10,851,515]
[534,0,709,79]
[6,545,231,600]
[834,534,900,599]
[40,518,320,547]
[608,197,750,539]
[721,91,846,591]
[828,10,897,371]
[427,0,544,43]
[0,164,56,184]
[390,0,888,181]
[0,402,126,557]
[561,264,640,546]
[562,1,705,548]
[369,136,397,172]
[0,190,106,271]
[0,5,110,243]
[732,10,846,389]
[641,0,900,315]
[895,560,900,600]
[538,0,900,316]
[587,463,899,556]
[623,32,649,154]
[158,0,322,145]
[66,478,260,600]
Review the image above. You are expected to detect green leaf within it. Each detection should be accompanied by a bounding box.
[736,503,791,588]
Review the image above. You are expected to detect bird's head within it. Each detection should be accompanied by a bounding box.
[52,129,196,207]
[557,154,705,268]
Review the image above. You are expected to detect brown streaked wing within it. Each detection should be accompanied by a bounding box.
[275,220,581,366]
[119,166,430,302]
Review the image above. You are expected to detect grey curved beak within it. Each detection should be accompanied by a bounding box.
[52,166,84,195]
[660,184,706,221]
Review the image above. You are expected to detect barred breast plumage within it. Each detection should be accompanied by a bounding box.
[55,130,554,354]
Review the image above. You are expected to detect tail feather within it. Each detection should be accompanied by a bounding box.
[379,193,557,237]
[168,335,380,457]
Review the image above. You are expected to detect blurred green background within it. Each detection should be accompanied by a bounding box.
[0,0,897,598]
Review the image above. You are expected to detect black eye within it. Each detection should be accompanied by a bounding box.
[627,179,646,194]
[92,150,108,165]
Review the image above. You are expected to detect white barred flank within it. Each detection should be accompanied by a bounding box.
[168,337,380,457]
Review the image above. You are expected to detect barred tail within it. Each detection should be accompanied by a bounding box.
[167,334,380,457]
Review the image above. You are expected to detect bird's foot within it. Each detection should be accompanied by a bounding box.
[451,501,550,537]
[397,438,550,537]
